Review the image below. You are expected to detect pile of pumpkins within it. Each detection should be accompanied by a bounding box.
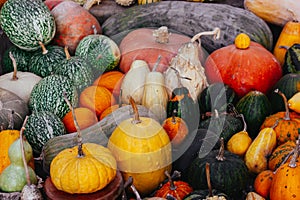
[1,0,300,199]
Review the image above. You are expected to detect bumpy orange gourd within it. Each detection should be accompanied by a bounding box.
[260,89,300,144]
[79,85,117,118]
[93,70,124,99]
[254,170,274,198]
[62,107,98,133]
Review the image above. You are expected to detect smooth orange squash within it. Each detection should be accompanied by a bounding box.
[254,170,274,198]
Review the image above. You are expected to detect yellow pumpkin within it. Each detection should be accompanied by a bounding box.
[50,143,117,194]
[108,97,172,196]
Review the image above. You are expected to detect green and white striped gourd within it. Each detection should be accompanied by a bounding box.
[75,32,121,76]
[28,74,78,119]
[28,42,65,77]
[0,0,56,51]
[2,45,32,74]
[24,110,66,154]
[54,47,94,93]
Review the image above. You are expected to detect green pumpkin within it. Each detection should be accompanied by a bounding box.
[167,86,200,133]
[0,0,56,51]
[28,44,66,77]
[236,90,272,139]
[8,138,33,166]
[198,83,237,116]
[269,73,300,113]
[28,74,78,119]
[24,111,66,154]
[283,43,300,75]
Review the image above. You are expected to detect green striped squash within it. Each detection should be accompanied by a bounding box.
[283,43,300,75]
[28,74,78,119]
[0,0,56,51]
[28,44,65,77]
[24,110,66,155]
[75,34,121,76]
[2,45,32,73]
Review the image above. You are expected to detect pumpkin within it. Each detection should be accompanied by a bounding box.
[138,0,160,5]
[118,26,195,73]
[269,140,300,200]
[79,85,117,118]
[93,70,124,99]
[107,97,172,196]
[0,52,42,104]
[273,20,300,66]
[162,109,189,147]
[282,43,300,74]
[50,95,117,194]
[204,33,282,98]
[0,0,6,8]
[50,0,102,54]
[246,192,266,200]
[253,170,274,198]
[244,121,278,174]
[260,89,300,144]
[154,171,193,200]
[62,107,98,133]
[268,140,296,171]
[0,88,29,131]
[288,91,300,113]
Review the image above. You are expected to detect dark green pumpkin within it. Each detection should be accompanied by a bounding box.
[198,83,237,116]
[236,90,272,139]
[283,43,300,75]
[24,110,66,155]
[187,142,249,198]
[28,44,65,77]
[2,45,31,74]
[198,110,243,144]
[28,74,78,119]
[269,73,300,113]
[167,86,200,133]
[54,47,94,93]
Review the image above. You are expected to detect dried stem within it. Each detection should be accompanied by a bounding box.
[38,41,48,55]
[129,96,141,124]
[216,137,225,161]
[274,89,290,120]
[9,52,19,80]
[152,55,162,72]
[191,27,221,46]
[239,114,247,132]
[165,170,176,190]
[205,162,213,197]
[20,116,30,185]
[64,46,71,60]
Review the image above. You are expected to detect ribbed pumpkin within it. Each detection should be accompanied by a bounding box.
[260,89,300,144]
[79,85,117,118]
[205,33,282,97]
[107,97,172,196]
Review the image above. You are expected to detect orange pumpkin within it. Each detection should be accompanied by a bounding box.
[273,20,300,66]
[93,70,124,99]
[62,107,98,133]
[205,33,282,98]
[260,89,300,144]
[0,0,7,8]
[254,170,274,198]
[79,85,117,118]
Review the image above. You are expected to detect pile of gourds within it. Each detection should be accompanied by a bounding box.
[1,0,300,199]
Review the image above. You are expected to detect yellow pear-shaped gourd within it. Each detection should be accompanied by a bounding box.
[227,115,252,157]
[288,91,300,113]
[108,97,172,196]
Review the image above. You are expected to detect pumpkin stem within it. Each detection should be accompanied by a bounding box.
[171,109,177,124]
[153,26,170,44]
[129,96,141,124]
[92,25,98,35]
[216,137,226,161]
[239,114,247,132]
[190,27,221,46]
[130,183,142,200]
[271,119,280,129]
[165,170,180,191]
[279,45,290,50]
[20,116,30,186]
[63,91,84,157]
[64,46,71,60]
[170,66,192,88]
[83,0,101,10]
[205,162,213,197]
[274,89,290,120]
[9,52,19,81]
[38,41,48,55]
[152,55,162,72]
[288,138,299,168]
[121,176,133,200]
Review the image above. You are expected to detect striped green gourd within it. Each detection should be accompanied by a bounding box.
[28,43,65,77]
[0,0,56,51]
[75,33,121,76]
[283,43,300,74]
[24,110,66,155]
[2,45,32,73]
[54,47,94,93]
[236,90,272,139]
[28,74,78,119]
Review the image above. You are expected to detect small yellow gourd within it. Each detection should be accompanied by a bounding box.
[244,120,278,174]
[227,114,252,157]
[288,91,300,113]
[234,33,251,49]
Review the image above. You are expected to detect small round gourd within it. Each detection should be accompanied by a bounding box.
[254,170,274,198]
[234,33,251,49]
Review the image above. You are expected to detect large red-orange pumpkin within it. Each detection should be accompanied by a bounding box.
[119,27,194,73]
[205,33,282,97]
